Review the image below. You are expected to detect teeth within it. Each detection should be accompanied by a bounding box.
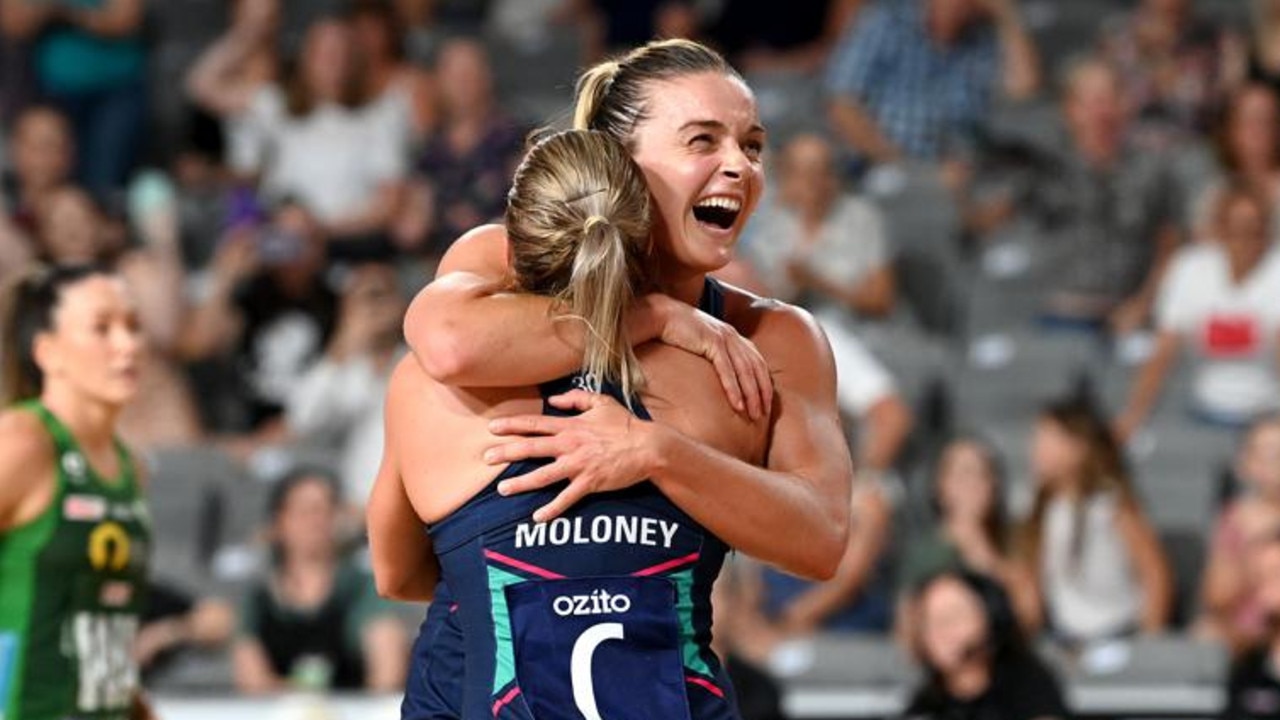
[695,197,741,212]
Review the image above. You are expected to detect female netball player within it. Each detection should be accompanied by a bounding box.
[403,39,852,581]
[369,128,773,719]
[0,264,153,720]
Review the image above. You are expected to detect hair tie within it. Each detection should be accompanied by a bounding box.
[583,215,610,234]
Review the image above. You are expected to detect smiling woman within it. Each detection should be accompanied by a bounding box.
[377,37,854,720]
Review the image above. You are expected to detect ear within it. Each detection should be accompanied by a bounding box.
[30,330,58,379]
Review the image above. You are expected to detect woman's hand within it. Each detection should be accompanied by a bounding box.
[651,295,773,420]
[484,390,662,522]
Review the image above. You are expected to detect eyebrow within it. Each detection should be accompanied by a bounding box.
[678,119,767,135]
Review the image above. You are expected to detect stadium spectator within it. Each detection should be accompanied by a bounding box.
[726,478,894,667]
[286,261,405,508]
[348,0,436,148]
[1097,0,1233,144]
[899,436,1040,631]
[904,570,1069,720]
[233,466,407,694]
[1198,415,1280,653]
[413,37,524,257]
[738,133,895,320]
[1027,56,1181,335]
[0,0,147,205]
[185,0,282,181]
[1024,398,1172,646]
[1223,529,1280,720]
[190,13,408,242]
[2,105,74,239]
[710,0,861,74]
[178,199,335,443]
[1116,185,1280,439]
[824,0,1039,167]
[1190,83,1280,243]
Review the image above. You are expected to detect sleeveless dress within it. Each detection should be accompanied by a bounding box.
[0,401,150,720]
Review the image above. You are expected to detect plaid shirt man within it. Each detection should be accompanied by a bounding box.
[825,0,1000,160]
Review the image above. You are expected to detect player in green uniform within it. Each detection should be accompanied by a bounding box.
[0,264,152,720]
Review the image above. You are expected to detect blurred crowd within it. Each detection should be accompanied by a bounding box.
[3,0,1280,716]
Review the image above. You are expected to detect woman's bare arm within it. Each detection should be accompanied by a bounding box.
[405,224,773,418]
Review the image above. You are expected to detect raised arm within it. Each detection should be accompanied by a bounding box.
[406,224,773,417]
[185,0,275,118]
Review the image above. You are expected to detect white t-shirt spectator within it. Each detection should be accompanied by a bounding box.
[814,307,895,417]
[231,86,407,223]
[741,193,889,309]
[1156,243,1280,420]
[1042,492,1143,641]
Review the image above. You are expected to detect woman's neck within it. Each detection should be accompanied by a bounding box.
[40,385,119,450]
[659,272,708,307]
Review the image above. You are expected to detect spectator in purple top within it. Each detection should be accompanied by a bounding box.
[414,37,525,257]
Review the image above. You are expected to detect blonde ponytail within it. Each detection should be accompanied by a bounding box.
[573,62,620,132]
[506,130,653,401]
[566,215,644,400]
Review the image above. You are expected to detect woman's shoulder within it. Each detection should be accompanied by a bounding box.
[0,408,54,477]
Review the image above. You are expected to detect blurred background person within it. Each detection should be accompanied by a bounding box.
[1096,0,1233,146]
[286,261,406,509]
[1223,529,1280,720]
[1024,397,1172,647]
[1198,415,1280,654]
[1117,184,1280,440]
[349,0,436,150]
[2,104,74,242]
[233,466,407,694]
[189,12,408,245]
[178,199,334,455]
[1189,83,1280,243]
[411,37,524,259]
[0,0,147,206]
[899,436,1040,632]
[904,570,1069,720]
[824,0,1040,170]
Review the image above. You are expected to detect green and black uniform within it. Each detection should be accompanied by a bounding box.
[0,401,150,720]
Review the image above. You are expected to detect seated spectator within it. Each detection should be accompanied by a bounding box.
[725,478,894,667]
[1097,0,1232,145]
[286,261,405,507]
[1191,83,1280,243]
[178,199,336,443]
[1026,57,1181,334]
[1198,415,1280,653]
[904,570,1069,720]
[233,466,407,693]
[136,581,236,679]
[1224,529,1280,720]
[413,37,524,257]
[739,133,895,320]
[349,0,436,148]
[34,183,202,449]
[1116,185,1280,438]
[900,436,1040,631]
[0,0,147,205]
[2,105,74,239]
[710,0,861,74]
[189,13,408,242]
[824,0,1039,168]
[1024,397,1172,647]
